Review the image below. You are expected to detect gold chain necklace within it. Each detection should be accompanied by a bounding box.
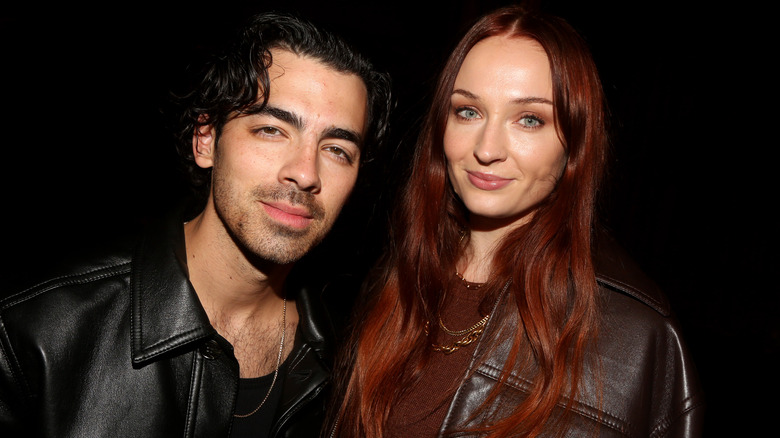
[233,296,287,418]
[426,279,511,355]
[438,312,490,336]
[424,230,489,354]
[427,279,489,354]
[425,320,485,354]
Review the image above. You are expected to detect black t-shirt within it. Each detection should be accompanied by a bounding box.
[230,359,289,438]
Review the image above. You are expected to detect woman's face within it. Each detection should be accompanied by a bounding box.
[444,35,566,229]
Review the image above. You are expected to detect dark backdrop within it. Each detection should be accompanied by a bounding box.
[2,1,774,435]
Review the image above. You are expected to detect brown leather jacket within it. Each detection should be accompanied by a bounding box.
[438,233,705,437]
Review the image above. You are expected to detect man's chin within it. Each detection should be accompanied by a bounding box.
[251,231,327,265]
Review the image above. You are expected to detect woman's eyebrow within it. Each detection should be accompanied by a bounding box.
[512,96,553,105]
[452,89,552,106]
[452,88,479,100]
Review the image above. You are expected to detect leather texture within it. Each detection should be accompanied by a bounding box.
[0,208,335,438]
[437,232,705,437]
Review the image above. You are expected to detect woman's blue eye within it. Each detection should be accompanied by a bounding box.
[456,108,479,119]
[519,115,543,128]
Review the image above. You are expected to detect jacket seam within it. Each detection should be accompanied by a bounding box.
[596,275,668,316]
[1,263,132,310]
[0,265,132,402]
[0,264,131,404]
[287,344,309,371]
[272,379,328,436]
[474,363,633,436]
[183,352,202,438]
[0,323,30,401]
[133,328,212,363]
[271,343,329,436]
[648,395,704,438]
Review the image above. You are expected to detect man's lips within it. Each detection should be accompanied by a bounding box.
[466,171,512,190]
[261,201,314,229]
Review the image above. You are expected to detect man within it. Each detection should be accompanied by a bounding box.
[0,12,391,438]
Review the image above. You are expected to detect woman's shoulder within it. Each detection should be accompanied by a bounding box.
[588,229,705,437]
[592,228,670,317]
[590,228,692,352]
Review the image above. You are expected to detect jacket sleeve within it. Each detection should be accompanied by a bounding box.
[645,313,706,438]
[0,313,28,437]
[662,402,705,438]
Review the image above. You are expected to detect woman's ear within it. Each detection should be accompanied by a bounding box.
[192,122,215,169]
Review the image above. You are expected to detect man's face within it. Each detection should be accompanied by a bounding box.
[196,49,368,264]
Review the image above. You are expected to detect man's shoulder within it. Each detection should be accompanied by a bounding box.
[1,233,136,313]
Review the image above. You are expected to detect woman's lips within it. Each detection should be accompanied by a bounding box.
[466,171,512,190]
[261,201,314,229]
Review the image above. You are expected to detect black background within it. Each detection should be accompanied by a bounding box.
[2,1,775,435]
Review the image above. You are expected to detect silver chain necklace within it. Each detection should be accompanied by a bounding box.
[233,296,287,418]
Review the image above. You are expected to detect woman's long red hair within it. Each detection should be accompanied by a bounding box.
[330,5,608,437]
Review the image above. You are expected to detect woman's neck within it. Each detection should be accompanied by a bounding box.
[457,229,497,284]
[459,214,532,283]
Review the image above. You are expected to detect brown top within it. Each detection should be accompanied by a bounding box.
[385,276,490,437]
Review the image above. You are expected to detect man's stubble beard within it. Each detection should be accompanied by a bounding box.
[213,178,332,266]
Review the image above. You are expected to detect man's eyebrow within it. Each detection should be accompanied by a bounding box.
[243,104,305,131]
[242,103,363,148]
[323,127,364,148]
[452,89,553,106]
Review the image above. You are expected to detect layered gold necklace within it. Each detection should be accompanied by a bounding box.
[426,231,491,354]
[426,310,489,354]
[426,266,489,354]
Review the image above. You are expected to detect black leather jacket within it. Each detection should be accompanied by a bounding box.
[0,210,336,437]
[438,233,705,437]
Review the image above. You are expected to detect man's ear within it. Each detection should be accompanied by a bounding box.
[192,122,216,169]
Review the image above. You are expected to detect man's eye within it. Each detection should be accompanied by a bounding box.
[255,126,282,136]
[324,146,354,164]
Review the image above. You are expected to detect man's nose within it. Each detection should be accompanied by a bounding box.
[279,141,322,193]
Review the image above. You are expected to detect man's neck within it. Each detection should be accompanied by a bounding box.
[183,209,292,321]
[183,208,300,378]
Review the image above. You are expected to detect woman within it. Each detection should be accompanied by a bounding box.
[330,5,703,437]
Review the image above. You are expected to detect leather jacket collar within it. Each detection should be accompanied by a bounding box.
[130,205,336,369]
[131,212,216,367]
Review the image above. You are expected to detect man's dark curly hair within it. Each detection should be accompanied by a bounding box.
[170,12,392,199]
